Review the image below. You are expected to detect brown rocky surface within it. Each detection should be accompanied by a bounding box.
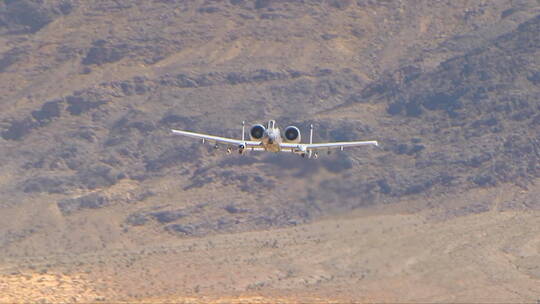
[2,185,540,302]
[0,0,539,302]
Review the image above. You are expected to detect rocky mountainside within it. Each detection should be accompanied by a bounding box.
[0,0,540,301]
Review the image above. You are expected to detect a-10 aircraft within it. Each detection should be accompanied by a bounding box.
[171,120,378,159]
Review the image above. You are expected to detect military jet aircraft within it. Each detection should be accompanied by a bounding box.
[171,120,378,159]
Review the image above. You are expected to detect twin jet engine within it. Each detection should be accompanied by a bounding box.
[249,124,266,140]
[283,126,301,143]
[249,123,301,143]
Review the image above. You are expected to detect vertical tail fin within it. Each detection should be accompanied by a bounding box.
[242,121,245,141]
[310,124,313,144]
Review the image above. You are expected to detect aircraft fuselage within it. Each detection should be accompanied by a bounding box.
[261,126,283,152]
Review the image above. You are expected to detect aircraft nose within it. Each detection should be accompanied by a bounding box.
[267,133,277,144]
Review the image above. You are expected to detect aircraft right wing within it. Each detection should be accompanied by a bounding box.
[171,129,261,147]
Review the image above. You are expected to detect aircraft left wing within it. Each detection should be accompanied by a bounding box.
[171,129,261,147]
[280,140,378,151]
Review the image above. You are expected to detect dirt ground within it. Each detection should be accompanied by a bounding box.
[1,185,539,303]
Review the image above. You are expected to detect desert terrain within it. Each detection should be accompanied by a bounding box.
[2,184,540,302]
[0,0,539,302]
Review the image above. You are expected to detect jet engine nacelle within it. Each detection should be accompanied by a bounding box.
[250,124,266,140]
[283,126,301,143]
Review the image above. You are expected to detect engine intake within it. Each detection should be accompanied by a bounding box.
[250,124,265,140]
[283,126,301,143]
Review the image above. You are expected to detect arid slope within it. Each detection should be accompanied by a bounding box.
[0,0,539,302]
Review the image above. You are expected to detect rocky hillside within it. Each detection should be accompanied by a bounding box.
[0,0,539,265]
